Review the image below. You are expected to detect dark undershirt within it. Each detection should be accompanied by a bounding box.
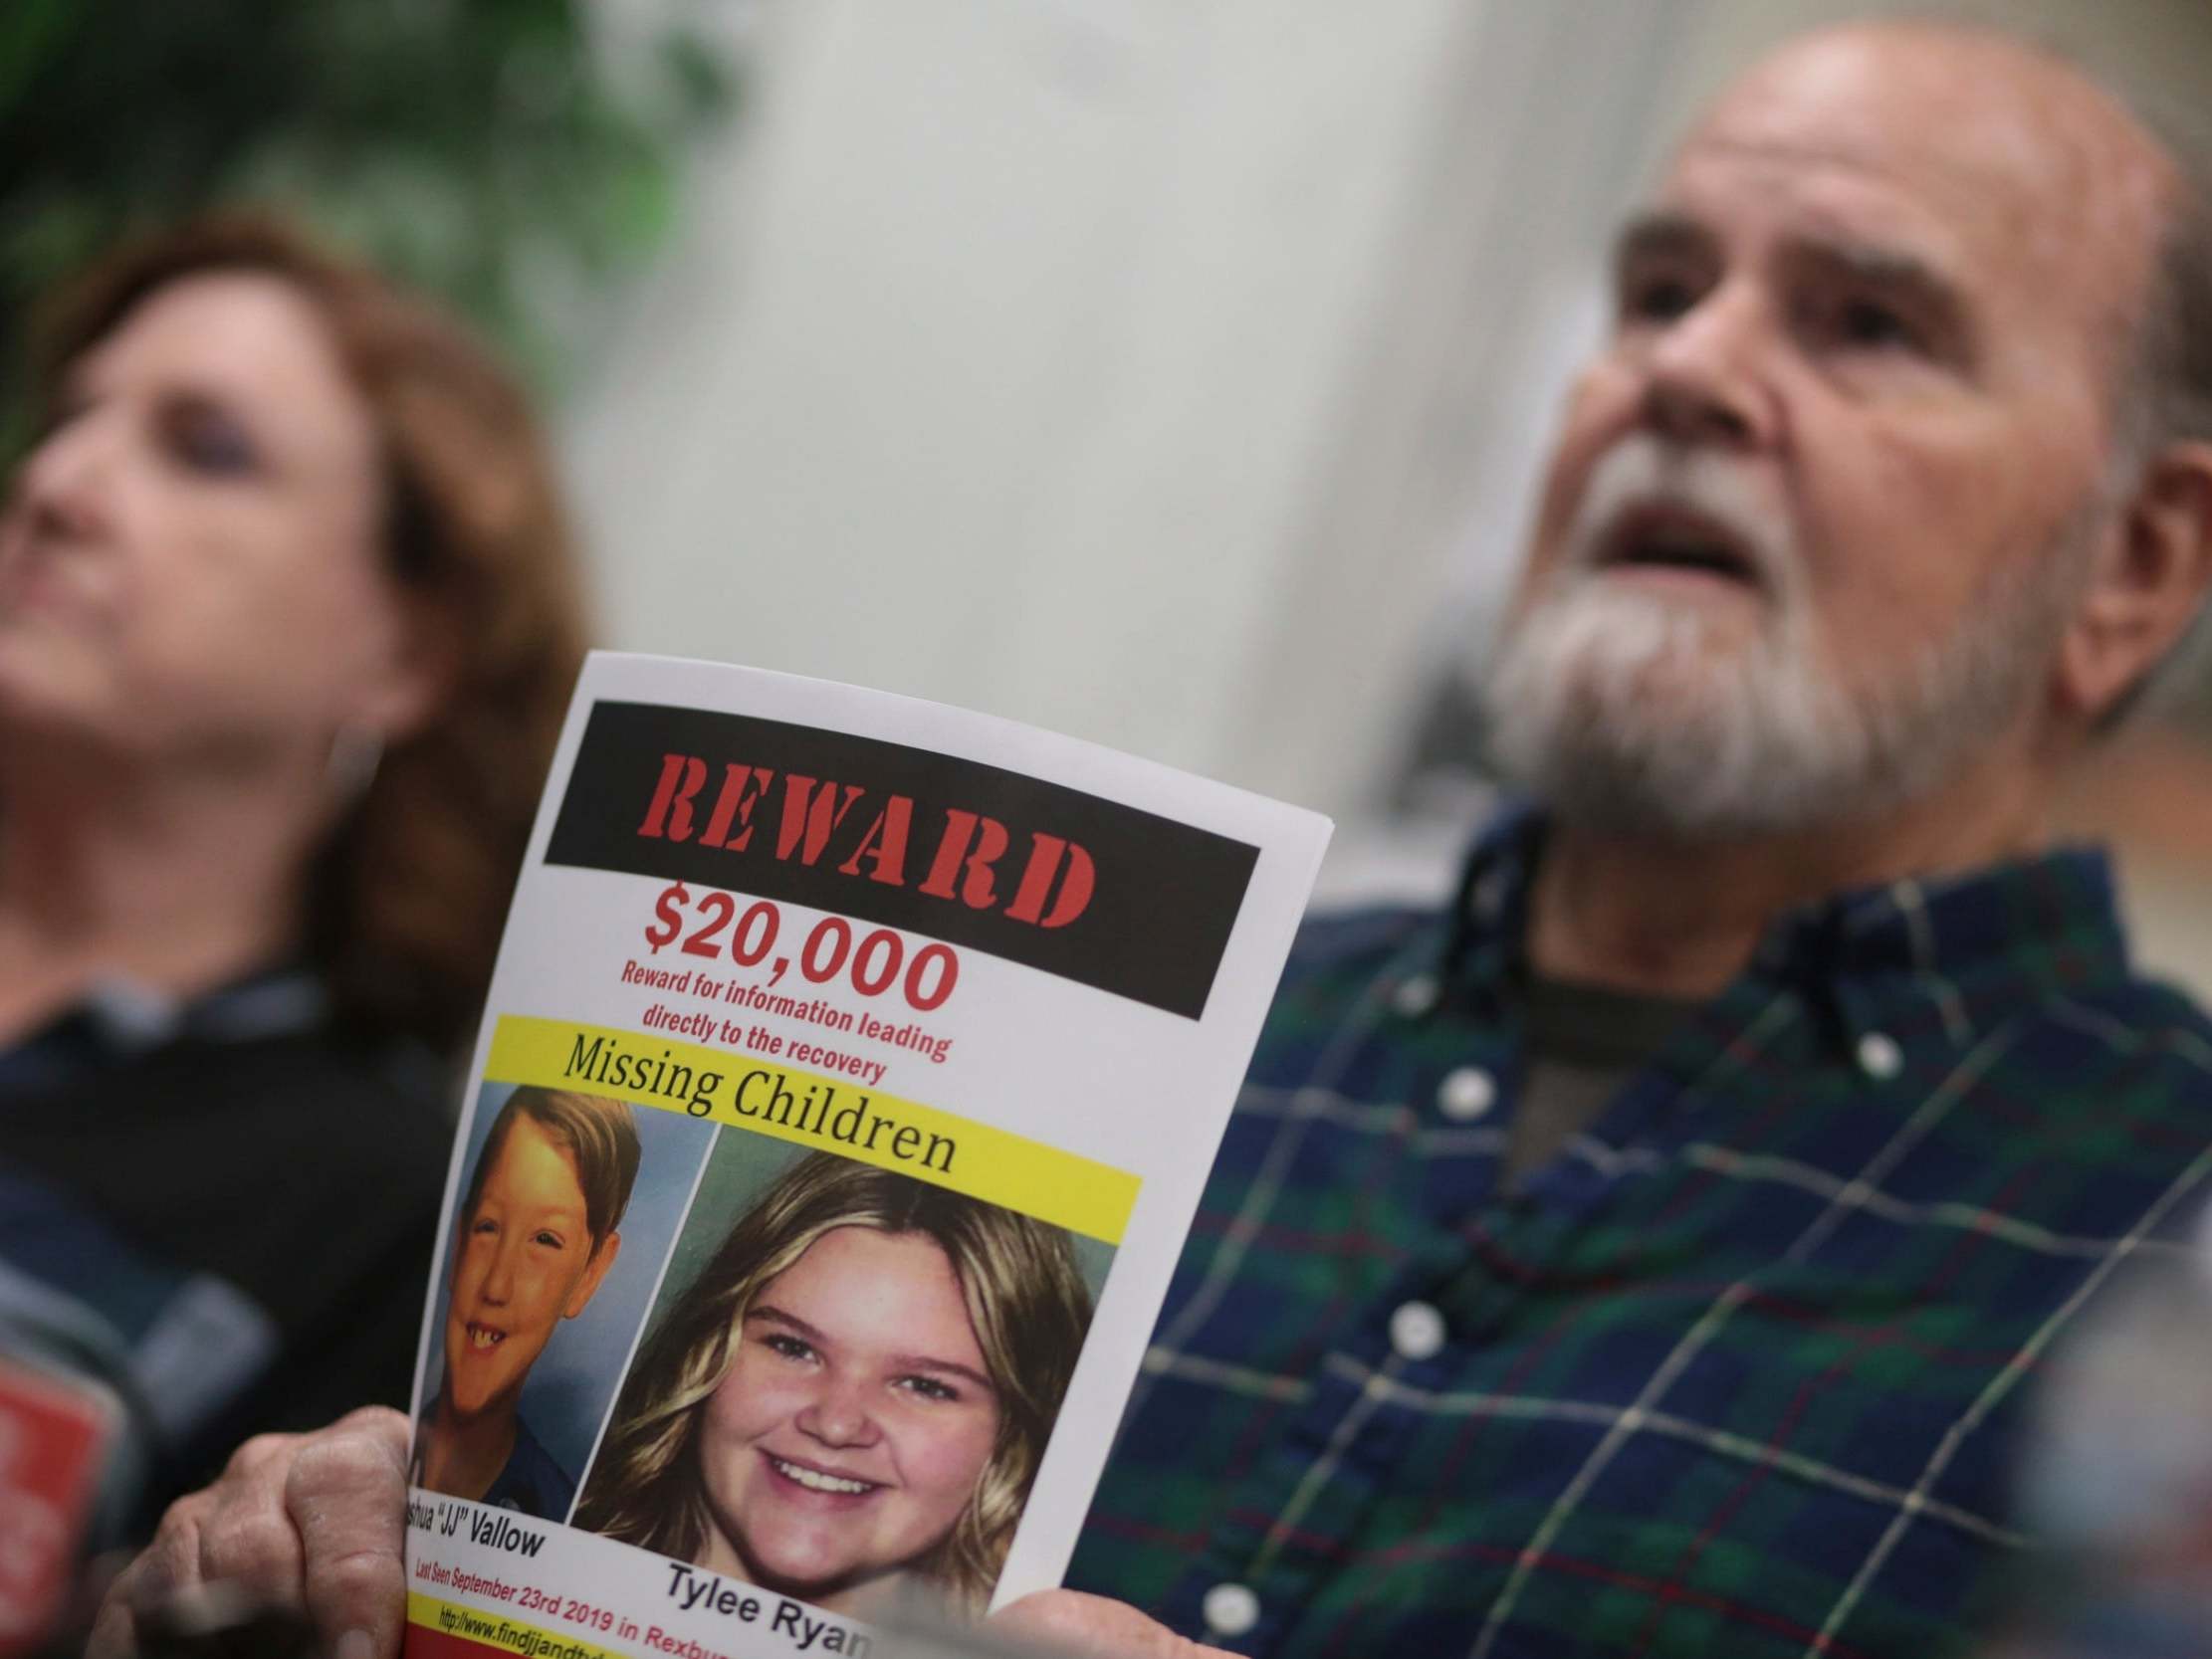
[1506,975,1700,1182]
[0,975,451,1533]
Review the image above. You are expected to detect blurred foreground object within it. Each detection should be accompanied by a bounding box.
[0,1352,116,1658]
[1986,1209,2212,1658]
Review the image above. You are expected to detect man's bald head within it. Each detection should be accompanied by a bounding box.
[1687,19,2183,456]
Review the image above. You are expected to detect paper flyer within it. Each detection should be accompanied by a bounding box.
[401,654,1331,1659]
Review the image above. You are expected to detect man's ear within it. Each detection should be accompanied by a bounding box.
[564,1231,621,1320]
[2057,443,2212,724]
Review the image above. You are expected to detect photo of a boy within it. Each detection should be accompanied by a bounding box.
[414,1087,640,1518]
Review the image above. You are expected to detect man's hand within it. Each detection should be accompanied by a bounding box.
[992,1590,1238,1658]
[88,1405,410,1659]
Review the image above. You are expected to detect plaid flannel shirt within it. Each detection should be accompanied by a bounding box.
[1065,812,2212,1658]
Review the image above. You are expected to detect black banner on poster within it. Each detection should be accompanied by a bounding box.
[545,701,1260,1020]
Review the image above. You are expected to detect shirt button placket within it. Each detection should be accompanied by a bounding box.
[1389,1299,1447,1362]
[1857,1031,1903,1079]
[1203,1581,1262,1642]
[1437,1065,1495,1122]
[1393,973,1440,1018]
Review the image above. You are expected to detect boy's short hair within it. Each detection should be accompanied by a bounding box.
[461,1088,642,1249]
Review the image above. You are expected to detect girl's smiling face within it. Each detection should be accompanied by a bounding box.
[693,1226,1002,1609]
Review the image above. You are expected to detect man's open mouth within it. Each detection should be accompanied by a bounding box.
[1595,504,1764,587]
[465,1323,506,1350]
[767,1454,880,1496]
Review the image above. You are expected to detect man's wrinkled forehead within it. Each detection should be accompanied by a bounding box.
[1661,23,2171,348]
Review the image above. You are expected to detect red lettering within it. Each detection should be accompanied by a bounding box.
[836,795,914,885]
[775,776,867,866]
[1005,833,1094,928]
[919,810,1010,909]
[638,753,708,841]
[700,762,775,850]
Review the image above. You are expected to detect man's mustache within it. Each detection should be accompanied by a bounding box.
[1558,439,1800,600]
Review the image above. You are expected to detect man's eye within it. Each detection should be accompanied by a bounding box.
[532,1230,566,1250]
[1833,299,1919,351]
[470,1217,499,1238]
[1623,274,1700,323]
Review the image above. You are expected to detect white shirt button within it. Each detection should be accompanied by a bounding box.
[1389,1299,1447,1361]
[1392,973,1439,1018]
[1437,1066,1495,1121]
[1203,1582,1261,1639]
[1857,1031,1903,1080]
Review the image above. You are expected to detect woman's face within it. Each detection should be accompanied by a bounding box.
[0,271,434,763]
[443,1116,617,1419]
[695,1225,1002,1607]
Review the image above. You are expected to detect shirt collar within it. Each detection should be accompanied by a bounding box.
[56,965,328,1060]
[1441,805,2129,1052]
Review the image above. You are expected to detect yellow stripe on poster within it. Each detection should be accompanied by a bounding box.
[408,1590,625,1659]
[485,1014,1138,1243]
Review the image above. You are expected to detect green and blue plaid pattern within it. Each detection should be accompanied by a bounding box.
[1067,813,2212,1657]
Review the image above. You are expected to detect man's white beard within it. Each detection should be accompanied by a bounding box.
[1477,453,2096,839]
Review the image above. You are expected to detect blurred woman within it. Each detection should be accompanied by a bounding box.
[574,1154,1093,1615]
[0,214,587,1526]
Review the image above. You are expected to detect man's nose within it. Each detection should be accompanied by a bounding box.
[1637,282,1775,450]
[796,1373,882,1449]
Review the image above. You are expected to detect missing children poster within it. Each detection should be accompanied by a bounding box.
[401,654,1332,1659]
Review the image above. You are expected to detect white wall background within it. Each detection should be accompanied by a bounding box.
[565,0,1679,816]
[568,0,2212,835]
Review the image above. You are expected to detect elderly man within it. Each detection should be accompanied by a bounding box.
[90,18,2212,1659]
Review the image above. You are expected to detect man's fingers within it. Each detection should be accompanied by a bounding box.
[86,1545,160,1659]
[85,1589,138,1659]
[85,1488,213,1659]
[86,1408,412,1658]
[196,1469,307,1610]
[287,1407,411,1659]
[127,1491,213,1614]
[992,1589,1238,1658]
